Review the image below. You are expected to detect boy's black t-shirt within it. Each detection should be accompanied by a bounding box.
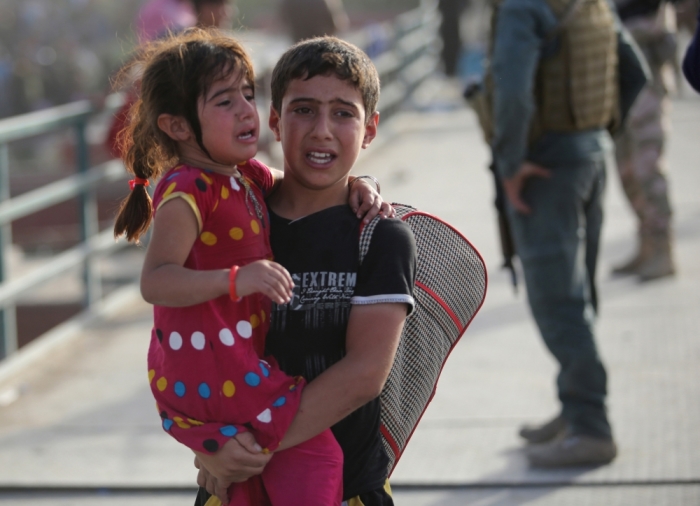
[265,205,416,499]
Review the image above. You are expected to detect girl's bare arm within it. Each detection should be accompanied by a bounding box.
[140,199,292,307]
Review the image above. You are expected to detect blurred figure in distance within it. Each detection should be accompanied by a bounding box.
[438,0,469,77]
[193,0,236,29]
[278,0,349,42]
[136,0,197,43]
[612,0,680,281]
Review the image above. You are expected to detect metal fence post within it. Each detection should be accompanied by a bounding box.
[0,142,17,359]
[76,121,101,308]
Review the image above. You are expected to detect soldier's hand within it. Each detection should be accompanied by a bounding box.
[502,162,552,214]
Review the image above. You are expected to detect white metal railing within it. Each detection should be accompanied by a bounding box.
[0,98,129,359]
[0,0,440,362]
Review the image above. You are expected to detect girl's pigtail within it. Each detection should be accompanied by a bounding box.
[114,28,253,243]
[114,101,161,243]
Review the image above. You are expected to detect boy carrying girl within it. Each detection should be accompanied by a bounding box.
[195,36,417,506]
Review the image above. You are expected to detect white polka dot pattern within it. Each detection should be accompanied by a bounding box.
[191,332,206,350]
[257,409,272,423]
[169,332,183,350]
[236,321,252,339]
[219,328,235,346]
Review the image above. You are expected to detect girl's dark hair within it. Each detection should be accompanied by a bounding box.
[271,36,380,120]
[113,27,255,242]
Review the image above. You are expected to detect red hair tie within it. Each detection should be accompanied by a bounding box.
[129,177,150,190]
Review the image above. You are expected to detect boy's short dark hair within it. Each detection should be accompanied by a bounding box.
[270,36,380,121]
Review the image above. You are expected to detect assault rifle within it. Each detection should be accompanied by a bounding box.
[488,161,518,291]
[464,81,518,291]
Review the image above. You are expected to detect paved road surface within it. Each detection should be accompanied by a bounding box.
[0,78,699,505]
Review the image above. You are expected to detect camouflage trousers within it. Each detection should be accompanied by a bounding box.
[614,86,673,235]
[615,12,675,236]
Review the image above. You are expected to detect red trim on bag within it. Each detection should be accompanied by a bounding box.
[383,207,489,476]
[380,425,400,456]
[415,281,462,329]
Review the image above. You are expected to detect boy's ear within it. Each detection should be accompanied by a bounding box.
[157,114,192,142]
[362,111,380,149]
[268,105,282,142]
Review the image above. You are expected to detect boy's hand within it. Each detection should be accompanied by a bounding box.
[349,178,395,224]
[235,260,294,304]
[195,458,231,504]
[193,432,271,484]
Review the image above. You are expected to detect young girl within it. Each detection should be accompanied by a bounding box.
[113,28,384,506]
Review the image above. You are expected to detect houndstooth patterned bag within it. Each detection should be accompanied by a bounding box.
[359,203,488,474]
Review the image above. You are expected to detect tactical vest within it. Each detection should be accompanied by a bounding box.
[476,0,620,144]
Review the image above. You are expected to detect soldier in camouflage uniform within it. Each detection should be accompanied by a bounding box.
[614,0,678,280]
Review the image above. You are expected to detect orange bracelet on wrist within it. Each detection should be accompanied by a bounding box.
[229,265,241,301]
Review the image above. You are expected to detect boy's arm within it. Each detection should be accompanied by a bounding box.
[276,302,407,450]
[201,221,415,480]
[194,303,406,499]
[193,302,407,485]
[276,218,414,449]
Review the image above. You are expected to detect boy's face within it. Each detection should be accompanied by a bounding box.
[269,74,378,191]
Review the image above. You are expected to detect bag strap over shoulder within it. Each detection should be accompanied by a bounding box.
[359,203,416,264]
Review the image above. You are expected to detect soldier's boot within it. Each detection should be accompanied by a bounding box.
[639,232,676,281]
[519,415,568,444]
[612,233,653,276]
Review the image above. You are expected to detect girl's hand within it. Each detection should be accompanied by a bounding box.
[348,177,395,224]
[235,260,294,304]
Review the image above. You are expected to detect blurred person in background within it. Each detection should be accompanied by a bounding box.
[0,44,12,118]
[675,0,698,33]
[278,0,349,42]
[484,0,647,467]
[193,0,236,29]
[438,0,469,77]
[612,0,680,281]
[0,0,129,118]
[682,0,700,90]
[105,0,204,158]
[136,0,197,43]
